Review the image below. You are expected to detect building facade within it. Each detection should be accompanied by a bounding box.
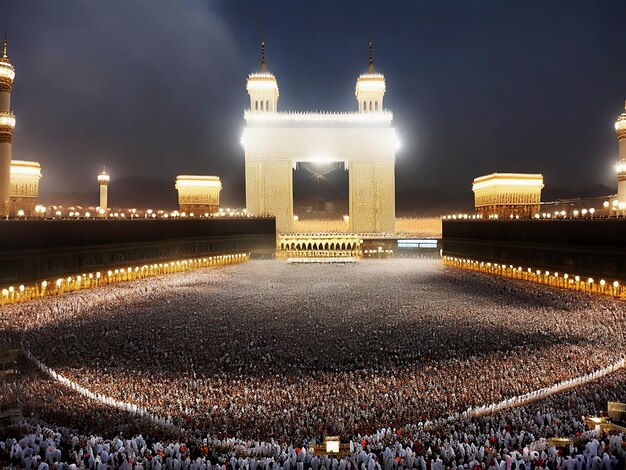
[175,175,221,215]
[9,160,41,216]
[472,173,544,218]
[242,41,397,234]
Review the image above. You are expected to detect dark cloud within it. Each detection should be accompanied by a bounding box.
[4,1,626,204]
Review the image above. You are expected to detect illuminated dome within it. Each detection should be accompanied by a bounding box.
[0,35,15,93]
[355,41,386,112]
[246,39,279,112]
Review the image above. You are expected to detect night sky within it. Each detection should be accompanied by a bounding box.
[4,1,626,203]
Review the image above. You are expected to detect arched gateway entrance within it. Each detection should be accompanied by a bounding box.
[242,42,397,234]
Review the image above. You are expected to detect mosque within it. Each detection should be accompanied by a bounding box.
[241,41,398,234]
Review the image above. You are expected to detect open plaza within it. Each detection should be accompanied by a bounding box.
[3,2,626,469]
[2,259,626,467]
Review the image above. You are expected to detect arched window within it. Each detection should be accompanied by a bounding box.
[266,100,270,111]
[374,101,378,111]
[260,101,264,111]
[255,101,258,111]
[369,101,373,111]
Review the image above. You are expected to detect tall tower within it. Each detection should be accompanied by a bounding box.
[98,169,110,212]
[0,34,16,217]
[246,39,279,113]
[355,41,386,112]
[615,102,626,205]
[245,38,292,231]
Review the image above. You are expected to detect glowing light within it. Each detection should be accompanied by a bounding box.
[244,110,393,124]
[355,73,386,94]
[175,175,222,189]
[0,62,15,81]
[11,160,41,177]
[246,73,279,91]
[97,171,110,183]
[0,112,15,128]
[472,173,544,191]
[395,133,402,152]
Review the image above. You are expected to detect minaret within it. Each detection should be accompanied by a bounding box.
[615,102,626,205]
[0,33,16,217]
[355,40,386,112]
[246,38,279,112]
[98,169,110,212]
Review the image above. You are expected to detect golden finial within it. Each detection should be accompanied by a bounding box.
[261,35,267,73]
[2,31,7,59]
[368,39,374,73]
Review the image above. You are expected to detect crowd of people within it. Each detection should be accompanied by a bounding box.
[1,259,626,468]
[3,367,626,468]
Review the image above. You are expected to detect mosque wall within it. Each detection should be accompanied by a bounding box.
[442,219,626,281]
[0,218,276,285]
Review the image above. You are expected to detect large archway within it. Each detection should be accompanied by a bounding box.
[243,54,397,234]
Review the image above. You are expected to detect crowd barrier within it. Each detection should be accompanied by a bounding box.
[21,346,177,431]
[443,256,626,299]
[463,358,626,419]
[0,253,248,306]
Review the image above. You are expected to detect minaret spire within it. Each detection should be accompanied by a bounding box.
[261,35,267,73]
[368,39,374,73]
[2,31,7,59]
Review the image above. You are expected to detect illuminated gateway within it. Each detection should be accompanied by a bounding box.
[242,41,397,233]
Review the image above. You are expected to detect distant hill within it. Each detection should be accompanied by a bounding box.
[396,188,473,216]
[40,176,617,215]
[542,184,615,202]
[41,176,177,209]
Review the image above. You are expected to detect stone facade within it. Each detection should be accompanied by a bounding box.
[9,160,41,216]
[472,173,543,218]
[175,175,221,215]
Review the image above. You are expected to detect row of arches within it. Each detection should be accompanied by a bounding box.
[361,100,380,112]
[254,100,273,112]
[280,241,358,251]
